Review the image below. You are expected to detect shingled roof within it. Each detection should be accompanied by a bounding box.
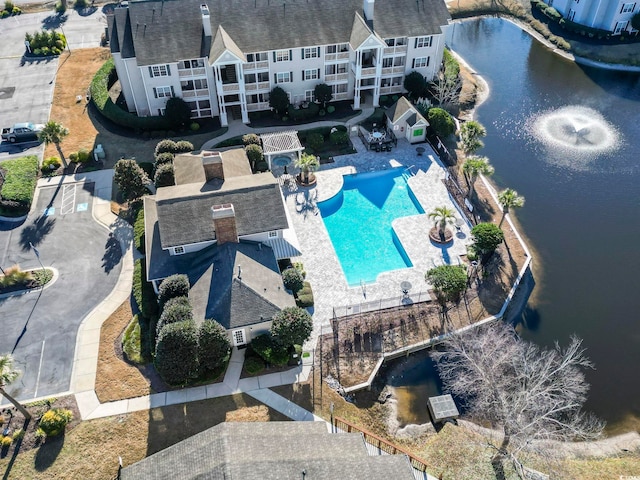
[110,0,451,66]
[120,422,417,480]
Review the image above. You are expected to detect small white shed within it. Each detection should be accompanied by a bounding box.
[385,97,429,144]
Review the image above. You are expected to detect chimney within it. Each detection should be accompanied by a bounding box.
[202,151,224,182]
[211,203,238,245]
[201,4,212,38]
[363,0,374,21]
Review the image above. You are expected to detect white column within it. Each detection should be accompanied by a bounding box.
[373,46,382,107]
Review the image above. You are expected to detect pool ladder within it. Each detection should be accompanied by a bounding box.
[402,165,416,182]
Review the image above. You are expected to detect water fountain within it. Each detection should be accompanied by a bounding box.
[529,106,621,169]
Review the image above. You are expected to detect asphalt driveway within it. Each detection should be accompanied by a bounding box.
[0,178,122,401]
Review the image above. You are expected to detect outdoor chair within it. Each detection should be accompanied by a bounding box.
[375,143,381,152]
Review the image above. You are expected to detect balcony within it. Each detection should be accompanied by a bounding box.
[244,81,270,92]
[182,88,209,98]
[325,73,349,83]
[246,101,270,112]
[380,85,403,94]
[361,66,377,77]
[222,83,240,93]
[243,61,269,71]
[178,67,206,78]
[383,45,407,55]
[324,51,350,62]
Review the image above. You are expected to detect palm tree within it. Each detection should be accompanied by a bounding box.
[0,354,31,421]
[459,120,487,155]
[497,188,525,227]
[429,206,456,237]
[295,153,320,184]
[462,156,494,198]
[38,121,69,168]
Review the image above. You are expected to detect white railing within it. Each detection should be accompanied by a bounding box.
[178,67,206,78]
[246,101,270,112]
[243,61,269,71]
[182,88,209,98]
[361,66,377,76]
[381,67,393,75]
[325,73,349,83]
[336,51,349,59]
[393,66,405,74]
[380,85,403,94]
[222,83,240,93]
[383,45,408,55]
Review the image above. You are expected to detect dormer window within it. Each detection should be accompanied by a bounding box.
[173,246,185,255]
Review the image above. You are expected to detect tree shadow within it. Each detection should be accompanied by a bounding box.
[101,232,123,273]
[2,418,30,480]
[75,6,97,16]
[19,216,56,250]
[41,13,68,29]
[34,433,65,471]
[491,458,507,480]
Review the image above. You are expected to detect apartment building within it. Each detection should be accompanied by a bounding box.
[546,0,638,34]
[107,0,451,126]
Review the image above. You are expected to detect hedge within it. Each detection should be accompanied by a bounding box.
[156,296,193,336]
[0,155,38,215]
[133,259,159,319]
[198,319,231,373]
[295,281,314,308]
[155,320,199,385]
[133,208,145,254]
[251,334,289,366]
[158,274,190,309]
[90,59,172,131]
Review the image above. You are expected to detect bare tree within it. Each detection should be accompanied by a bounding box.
[429,72,462,110]
[431,322,603,478]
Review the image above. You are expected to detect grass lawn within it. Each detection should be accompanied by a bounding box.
[0,396,290,479]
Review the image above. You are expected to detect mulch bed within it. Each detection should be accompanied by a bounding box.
[0,395,80,457]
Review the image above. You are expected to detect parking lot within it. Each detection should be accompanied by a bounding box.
[0,178,121,400]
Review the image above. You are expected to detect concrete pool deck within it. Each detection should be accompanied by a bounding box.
[274,137,474,347]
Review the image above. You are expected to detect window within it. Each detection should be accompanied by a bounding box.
[326,64,336,75]
[382,58,393,68]
[248,93,269,104]
[614,20,628,33]
[391,76,403,86]
[620,2,635,12]
[187,99,211,118]
[275,50,290,62]
[303,69,320,80]
[268,231,278,238]
[275,72,292,84]
[179,59,204,69]
[413,57,430,68]
[247,52,268,62]
[393,57,405,67]
[158,108,166,116]
[245,73,256,84]
[326,45,337,54]
[385,38,395,47]
[332,83,348,94]
[336,63,347,74]
[303,47,320,59]
[257,72,270,82]
[387,37,407,46]
[181,78,208,90]
[232,329,246,346]
[149,64,170,77]
[415,36,433,48]
[173,246,185,255]
[305,90,314,102]
[153,86,173,98]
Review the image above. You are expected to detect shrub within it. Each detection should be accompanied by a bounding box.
[471,223,504,256]
[255,161,269,172]
[0,155,38,206]
[114,159,150,202]
[190,122,200,131]
[282,268,304,293]
[428,108,456,137]
[242,133,261,146]
[74,0,88,8]
[270,307,313,347]
[155,320,198,385]
[12,429,25,443]
[314,83,333,108]
[425,264,467,305]
[251,334,289,366]
[318,110,326,117]
[295,281,314,308]
[443,49,460,81]
[0,265,31,289]
[244,355,264,375]
[76,149,90,163]
[1,10,9,18]
[165,97,192,128]
[269,86,290,115]
[154,163,175,188]
[157,274,190,308]
[157,296,193,335]
[245,144,263,169]
[38,408,73,436]
[133,259,159,319]
[133,208,145,253]
[55,1,65,13]
[326,105,335,114]
[5,1,14,11]
[404,71,427,99]
[69,152,78,163]
[329,130,349,145]
[154,152,174,167]
[26,30,66,55]
[122,315,143,364]
[198,319,231,373]
[293,262,306,279]
[174,140,194,153]
[306,133,324,152]
[155,139,178,156]
[41,156,61,173]
[1,436,12,448]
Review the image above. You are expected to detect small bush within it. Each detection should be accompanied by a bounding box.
[0,265,31,289]
[1,436,12,448]
[271,307,313,347]
[157,274,190,309]
[154,163,175,188]
[69,152,78,163]
[155,139,177,156]
[318,109,326,117]
[55,2,66,14]
[74,0,88,8]
[295,281,314,308]
[76,149,90,163]
[306,132,324,152]
[255,161,269,172]
[293,262,306,279]
[282,268,304,293]
[428,108,456,137]
[133,259,159,319]
[174,140,194,153]
[38,408,73,436]
[122,315,143,364]
[326,105,335,114]
[5,1,14,12]
[251,334,289,366]
[41,156,61,173]
[245,144,263,169]
[244,355,265,375]
[12,6,21,15]
[154,152,174,167]
[155,320,199,385]
[12,429,24,443]
[190,122,200,131]
[329,130,349,145]
[156,296,193,336]
[198,319,231,374]
[242,133,261,146]
[133,208,145,253]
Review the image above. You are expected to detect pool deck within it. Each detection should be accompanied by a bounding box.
[273,137,474,347]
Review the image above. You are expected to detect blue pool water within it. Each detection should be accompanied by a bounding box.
[318,169,424,285]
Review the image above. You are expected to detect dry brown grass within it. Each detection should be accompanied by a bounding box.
[0,395,290,480]
[94,301,151,403]
[45,48,110,161]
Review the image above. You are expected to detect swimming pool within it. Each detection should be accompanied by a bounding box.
[318,168,424,285]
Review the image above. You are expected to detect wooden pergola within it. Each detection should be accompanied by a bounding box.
[260,130,304,170]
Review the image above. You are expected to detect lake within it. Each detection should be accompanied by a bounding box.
[388,18,640,434]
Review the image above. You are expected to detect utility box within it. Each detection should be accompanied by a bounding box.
[427,394,460,424]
